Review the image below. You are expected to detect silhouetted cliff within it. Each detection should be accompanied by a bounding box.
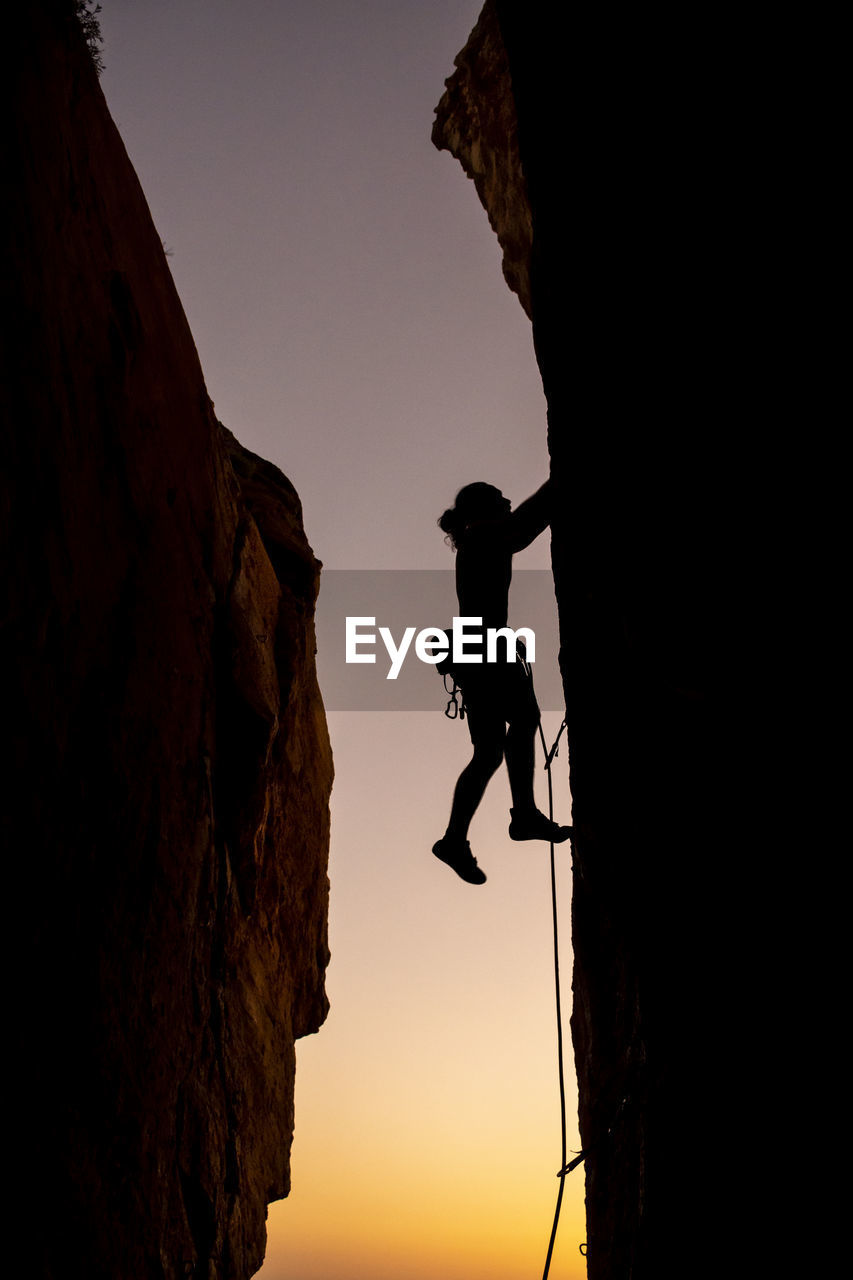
[3,4,331,1277]
[435,5,774,1274]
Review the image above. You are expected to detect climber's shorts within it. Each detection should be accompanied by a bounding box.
[458,661,539,747]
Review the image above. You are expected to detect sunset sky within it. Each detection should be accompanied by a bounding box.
[100,4,585,1276]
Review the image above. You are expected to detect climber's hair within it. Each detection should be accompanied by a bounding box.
[438,482,504,550]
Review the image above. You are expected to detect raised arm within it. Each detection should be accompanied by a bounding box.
[507,480,552,551]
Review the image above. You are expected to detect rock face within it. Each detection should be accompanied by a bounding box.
[430,2,532,318]
[3,5,331,1277]
[435,5,764,1275]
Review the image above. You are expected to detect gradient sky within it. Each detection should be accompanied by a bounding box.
[99,4,585,1276]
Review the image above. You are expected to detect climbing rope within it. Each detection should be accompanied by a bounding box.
[439,648,575,1273]
[519,655,571,1280]
[530,677,631,1274]
[540,718,569,1280]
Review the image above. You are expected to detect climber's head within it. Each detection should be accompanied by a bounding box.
[437,483,511,549]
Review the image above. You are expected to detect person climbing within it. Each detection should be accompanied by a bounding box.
[433,479,571,884]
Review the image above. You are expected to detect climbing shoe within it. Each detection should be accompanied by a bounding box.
[432,838,487,885]
[508,808,572,844]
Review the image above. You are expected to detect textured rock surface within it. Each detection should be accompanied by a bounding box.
[432,2,532,317]
[435,5,764,1275]
[3,4,331,1277]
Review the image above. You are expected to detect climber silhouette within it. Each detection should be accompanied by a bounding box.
[433,480,571,884]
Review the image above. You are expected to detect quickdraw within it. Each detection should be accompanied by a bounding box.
[443,672,465,720]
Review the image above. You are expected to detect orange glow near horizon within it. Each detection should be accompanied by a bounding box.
[258,713,587,1280]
